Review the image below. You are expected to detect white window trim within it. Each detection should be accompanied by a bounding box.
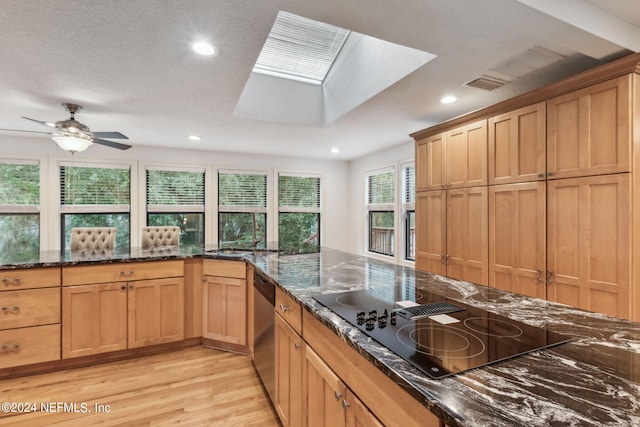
[365,166,396,259]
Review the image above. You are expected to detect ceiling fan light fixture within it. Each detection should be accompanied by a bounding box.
[52,135,93,153]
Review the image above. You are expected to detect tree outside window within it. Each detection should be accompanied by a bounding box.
[278,174,320,253]
[0,160,39,260]
[218,171,267,249]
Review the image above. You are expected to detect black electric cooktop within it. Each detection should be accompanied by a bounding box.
[314,289,570,379]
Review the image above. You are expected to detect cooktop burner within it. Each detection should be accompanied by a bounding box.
[314,289,570,379]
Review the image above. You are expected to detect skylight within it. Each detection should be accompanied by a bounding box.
[253,11,350,85]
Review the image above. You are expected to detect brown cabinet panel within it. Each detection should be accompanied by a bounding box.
[62,283,127,358]
[128,277,185,348]
[0,267,60,290]
[489,102,546,184]
[415,190,447,275]
[63,260,184,286]
[547,174,630,318]
[416,134,446,191]
[203,275,246,345]
[447,187,488,286]
[489,182,546,299]
[446,120,487,188]
[276,287,302,335]
[547,76,631,179]
[0,288,60,330]
[304,345,347,427]
[0,324,60,368]
[275,313,303,427]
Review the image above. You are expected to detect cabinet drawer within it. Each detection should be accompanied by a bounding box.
[0,268,61,291]
[0,324,60,368]
[0,288,60,330]
[276,288,302,335]
[63,260,184,286]
[203,259,246,279]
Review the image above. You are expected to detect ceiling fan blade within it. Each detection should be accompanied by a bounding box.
[0,128,53,135]
[92,137,132,150]
[21,116,54,128]
[92,131,129,140]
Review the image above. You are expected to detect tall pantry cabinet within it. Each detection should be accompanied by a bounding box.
[413,53,640,321]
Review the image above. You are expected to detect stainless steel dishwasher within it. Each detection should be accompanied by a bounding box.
[253,268,275,402]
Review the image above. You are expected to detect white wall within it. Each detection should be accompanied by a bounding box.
[0,137,350,252]
[347,140,414,264]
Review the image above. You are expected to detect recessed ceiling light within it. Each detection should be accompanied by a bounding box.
[440,95,457,104]
[188,135,202,141]
[330,147,340,153]
[192,41,216,56]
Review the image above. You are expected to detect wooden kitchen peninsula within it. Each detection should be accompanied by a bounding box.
[1,247,639,426]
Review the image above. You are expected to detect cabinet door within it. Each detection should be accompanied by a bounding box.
[62,282,127,358]
[416,134,446,191]
[304,345,347,427]
[447,187,488,286]
[547,174,630,318]
[489,103,546,184]
[446,120,487,188]
[203,275,247,345]
[128,277,184,348]
[344,390,383,427]
[415,190,447,276]
[275,313,303,427]
[547,75,630,179]
[489,182,546,299]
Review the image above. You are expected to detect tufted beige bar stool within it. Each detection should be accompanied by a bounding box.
[70,227,117,252]
[141,226,180,249]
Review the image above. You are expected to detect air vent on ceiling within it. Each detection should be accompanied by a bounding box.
[464,75,509,91]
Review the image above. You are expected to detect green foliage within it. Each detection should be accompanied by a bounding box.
[279,213,319,252]
[147,170,205,205]
[63,214,130,252]
[218,173,267,207]
[0,215,39,260]
[219,212,266,249]
[61,166,130,205]
[0,164,39,204]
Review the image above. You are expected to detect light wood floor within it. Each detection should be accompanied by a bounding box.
[0,347,281,426]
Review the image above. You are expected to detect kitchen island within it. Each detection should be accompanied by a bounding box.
[1,246,638,426]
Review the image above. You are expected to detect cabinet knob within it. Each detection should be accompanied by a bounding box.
[546,271,553,285]
[279,303,289,313]
[121,285,127,290]
[294,342,301,350]
[2,278,21,287]
[334,391,342,401]
[537,173,544,179]
[547,172,553,177]
[341,400,351,409]
[129,285,134,289]
[535,269,542,284]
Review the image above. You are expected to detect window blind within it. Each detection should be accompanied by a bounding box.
[218,171,267,212]
[0,160,39,211]
[146,168,205,212]
[404,164,415,204]
[278,174,321,212]
[60,164,130,212]
[367,170,395,206]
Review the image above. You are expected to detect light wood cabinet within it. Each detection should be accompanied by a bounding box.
[345,389,384,427]
[415,187,488,286]
[488,102,546,185]
[128,277,185,348]
[415,190,447,275]
[547,75,631,179]
[62,283,127,358]
[489,182,546,299]
[0,267,61,368]
[547,174,630,318]
[416,120,487,191]
[275,313,303,427]
[447,186,488,286]
[202,259,247,346]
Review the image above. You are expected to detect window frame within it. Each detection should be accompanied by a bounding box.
[401,161,415,262]
[365,167,396,257]
[277,171,322,251]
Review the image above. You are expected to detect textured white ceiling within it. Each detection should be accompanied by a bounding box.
[0,0,637,160]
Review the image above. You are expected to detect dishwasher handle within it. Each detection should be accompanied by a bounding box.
[254,271,276,305]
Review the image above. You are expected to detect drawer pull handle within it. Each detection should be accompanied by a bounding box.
[1,306,20,314]
[341,399,351,409]
[535,269,542,284]
[120,271,134,278]
[279,303,289,313]
[294,342,301,350]
[1,343,20,352]
[546,270,553,285]
[2,278,21,287]
[334,391,342,401]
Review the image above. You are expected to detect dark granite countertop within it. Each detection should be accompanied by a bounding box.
[1,246,638,426]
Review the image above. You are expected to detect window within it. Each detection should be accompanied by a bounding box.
[366,168,395,256]
[402,163,415,261]
[146,167,205,247]
[218,171,267,249]
[0,159,40,260]
[278,173,320,252]
[60,162,130,252]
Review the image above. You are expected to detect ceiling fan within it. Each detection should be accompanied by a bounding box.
[0,103,132,152]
